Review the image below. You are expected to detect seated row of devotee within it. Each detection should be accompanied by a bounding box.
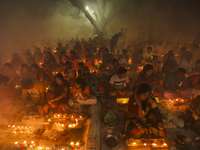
[20,74,97,115]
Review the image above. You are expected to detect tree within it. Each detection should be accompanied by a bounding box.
[68,0,132,37]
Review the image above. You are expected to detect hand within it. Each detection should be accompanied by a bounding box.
[158,130,165,137]
[118,91,126,95]
[138,126,145,134]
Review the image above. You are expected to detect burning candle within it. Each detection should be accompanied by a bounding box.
[72,124,76,127]
[13,125,15,128]
[76,142,80,149]
[31,141,35,147]
[76,119,78,125]
[24,141,27,147]
[71,142,75,150]
[48,119,51,122]
[15,142,20,148]
[68,125,72,128]
[8,125,10,127]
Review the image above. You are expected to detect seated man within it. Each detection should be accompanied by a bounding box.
[179,52,195,74]
[103,48,114,64]
[118,49,129,65]
[143,46,153,63]
[78,62,90,79]
[162,68,193,99]
[21,79,48,115]
[109,67,132,97]
[107,58,120,80]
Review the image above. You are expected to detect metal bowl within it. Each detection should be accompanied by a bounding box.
[105,134,119,149]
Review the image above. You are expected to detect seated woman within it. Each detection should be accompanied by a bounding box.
[31,64,52,86]
[125,83,165,138]
[135,64,158,86]
[63,61,76,83]
[59,51,69,70]
[162,54,179,76]
[69,77,97,105]
[151,55,162,75]
[47,73,70,112]
[20,63,32,79]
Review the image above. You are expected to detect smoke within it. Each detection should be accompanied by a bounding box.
[0,0,200,65]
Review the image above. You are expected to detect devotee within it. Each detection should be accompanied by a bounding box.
[59,51,69,69]
[69,50,79,61]
[118,49,129,65]
[31,64,52,86]
[178,47,188,63]
[125,83,165,137]
[73,41,82,53]
[34,47,43,63]
[162,50,174,62]
[20,63,32,80]
[110,32,122,54]
[78,62,90,79]
[43,51,57,67]
[25,52,37,66]
[63,61,76,83]
[179,52,195,74]
[162,68,193,99]
[143,46,153,63]
[162,54,179,76]
[0,63,17,80]
[0,75,21,100]
[102,48,114,64]
[10,53,24,71]
[69,77,97,105]
[107,58,120,80]
[132,50,143,65]
[151,55,162,75]
[109,67,132,97]
[47,73,70,111]
[135,64,158,86]
[21,78,48,115]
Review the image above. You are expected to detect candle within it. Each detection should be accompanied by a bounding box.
[24,141,28,147]
[76,142,80,149]
[8,125,10,127]
[15,142,20,149]
[13,125,15,128]
[76,119,78,125]
[71,142,75,150]
[48,119,51,122]
[72,124,76,127]
[68,124,72,128]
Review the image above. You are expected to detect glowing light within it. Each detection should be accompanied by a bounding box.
[86,6,89,10]
[133,142,136,145]
[61,124,64,127]
[14,132,16,134]
[8,125,10,127]
[80,116,82,118]
[12,125,15,128]
[152,143,157,146]
[72,124,76,127]
[163,143,167,146]
[76,142,80,146]
[15,142,18,144]
[144,143,146,146]
[48,119,51,122]
[68,125,72,128]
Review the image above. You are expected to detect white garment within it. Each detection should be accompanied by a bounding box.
[68,95,97,106]
[109,74,129,90]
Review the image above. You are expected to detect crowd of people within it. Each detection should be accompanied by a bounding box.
[1,29,200,138]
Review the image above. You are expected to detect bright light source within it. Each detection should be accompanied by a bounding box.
[86,6,89,10]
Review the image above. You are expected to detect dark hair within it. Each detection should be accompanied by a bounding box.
[143,64,154,73]
[31,63,40,69]
[122,49,127,54]
[168,50,174,54]
[21,78,33,89]
[66,61,72,66]
[104,48,109,52]
[147,46,152,51]
[70,50,76,55]
[136,83,151,95]
[177,68,186,74]
[112,58,118,63]
[181,47,187,51]
[118,67,127,75]
[21,63,29,68]
[75,77,87,91]
[0,74,10,85]
[3,63,11,69]
[78,62,84,67]
[153,55,158,60]
[54,73,66,83]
